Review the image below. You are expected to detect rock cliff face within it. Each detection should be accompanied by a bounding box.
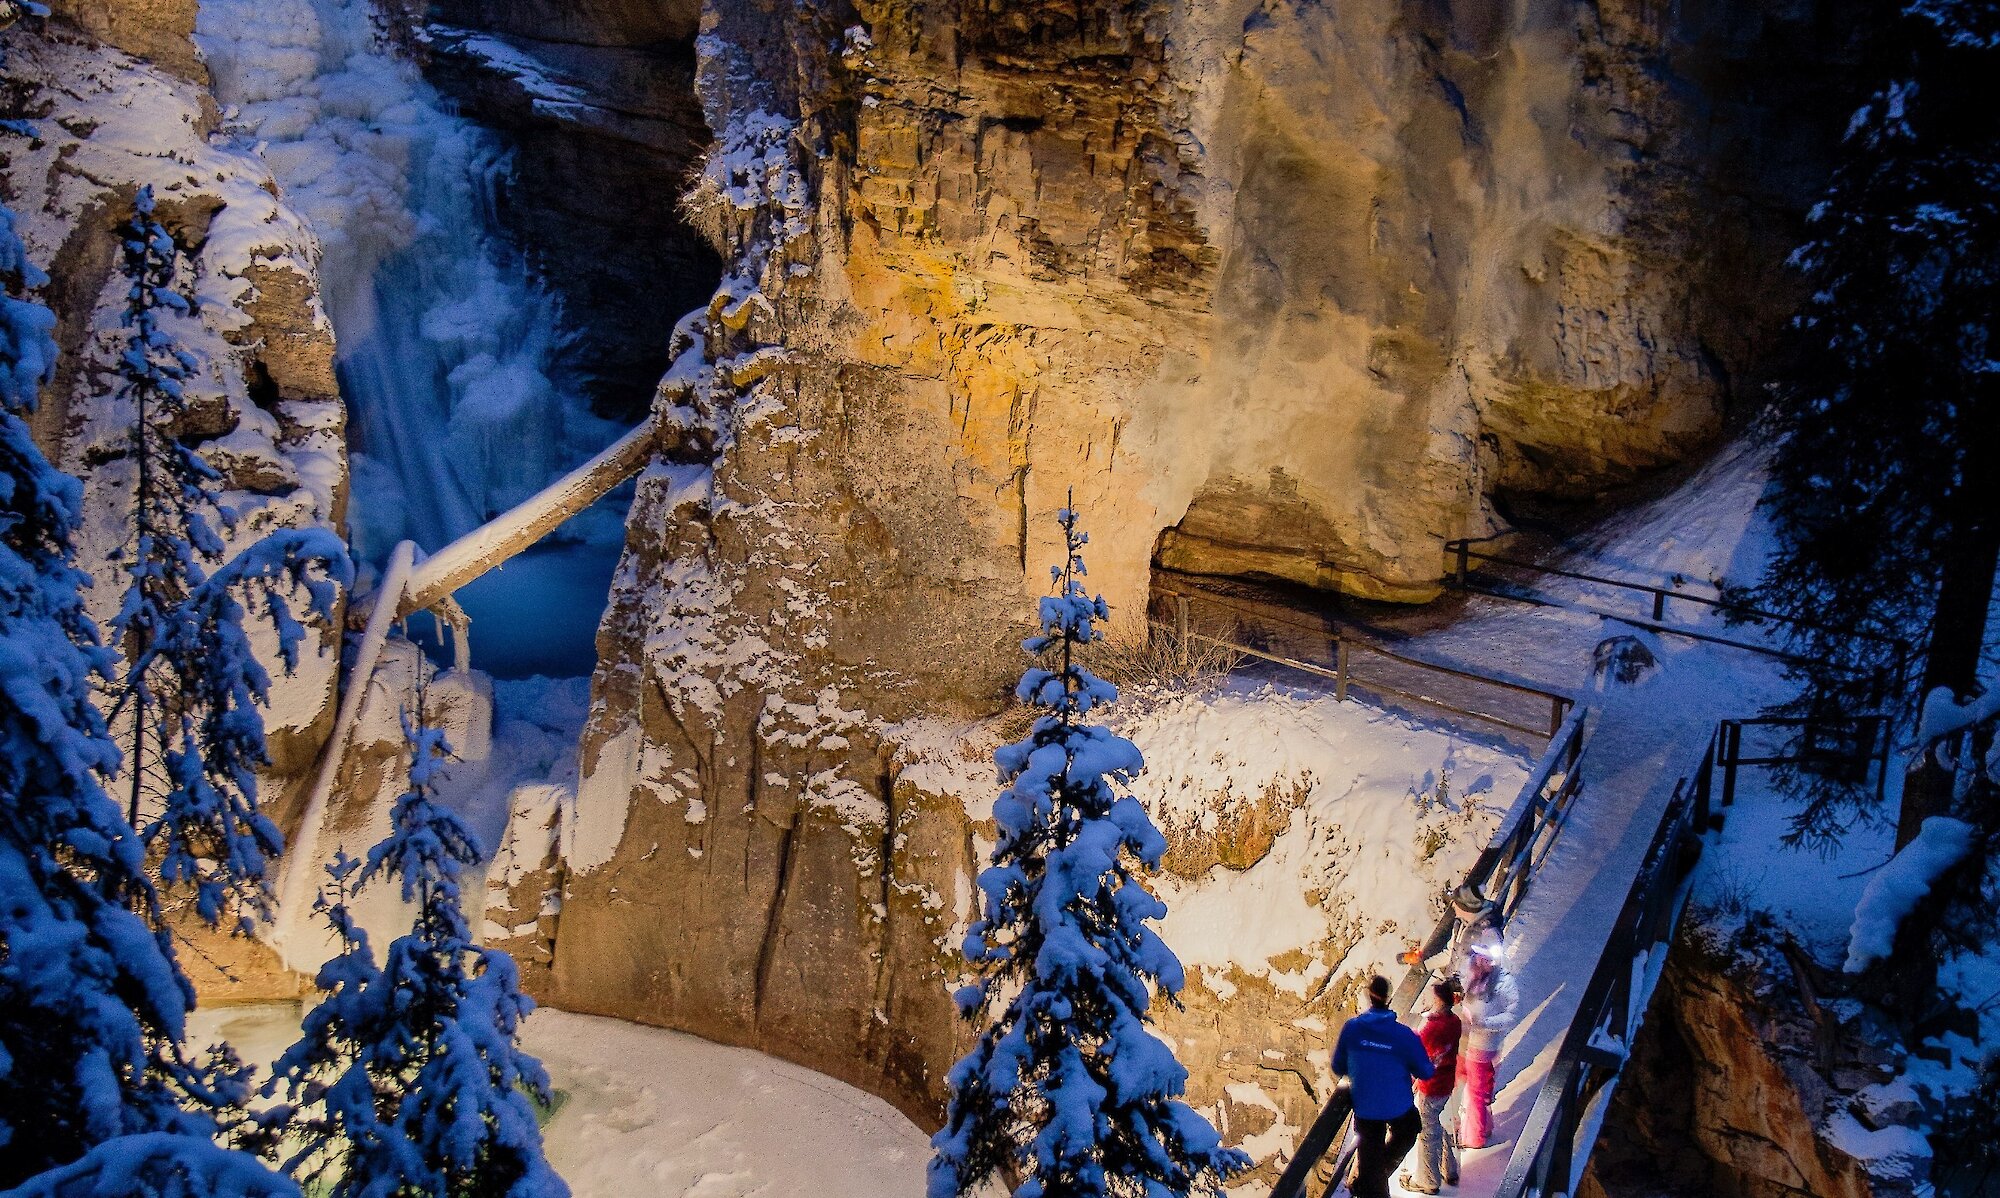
[1583,918,1927,1198]
[3,17,350,993]
[495,0,1877,1134]
[6,0,1889,1171]
[414,0,722,417]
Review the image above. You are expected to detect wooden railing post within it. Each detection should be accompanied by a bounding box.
[1721,722,1740,809]
[1335,637,1350,703]
[1651,587,1667,622]
[1176,595,1190,644]
[1455,538,1470,586]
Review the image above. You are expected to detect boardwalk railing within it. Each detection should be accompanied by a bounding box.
[1151,584,1573,742]
[1717,714,1891,805]
[1266,706,1591,1198]
[1492,727,1720,1198]
[1488,710,1888,1198]
[1266,702,1890,1198]
[1441,538,1909,696]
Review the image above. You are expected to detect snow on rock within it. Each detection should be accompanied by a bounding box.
[273,641,496,962]
[1844,816,1976,973]
[887,679,1530,1183]
[4,30,349,778]
[1119,680,1527,998]
[564,722,639,875]
[1818,1109,1933,1182]
[274,645,599,970]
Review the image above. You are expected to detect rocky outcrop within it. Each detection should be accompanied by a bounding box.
[2,20,350,993]
[43,0,203,81]
[1583,916,1928,1198]
[522,0,1878,1136]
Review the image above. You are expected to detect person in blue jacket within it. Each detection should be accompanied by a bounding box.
[1332,974,1435,1198]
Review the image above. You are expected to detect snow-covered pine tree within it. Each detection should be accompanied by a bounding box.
[262,684,567,1198]
[257,851,398,1193]
[930,505,1246,1198]
[109,185,349,931]
[3,1134,301,1198]
[0,199,291,1193]
[1752,0,2000,851]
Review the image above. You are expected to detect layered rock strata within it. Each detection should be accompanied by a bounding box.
[511,0,1875,1136]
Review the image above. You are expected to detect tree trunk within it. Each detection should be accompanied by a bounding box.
[1898,391,2000,849]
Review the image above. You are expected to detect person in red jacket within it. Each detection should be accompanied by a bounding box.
[1402,981,1462,1195]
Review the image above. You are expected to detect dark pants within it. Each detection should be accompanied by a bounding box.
[1349,1107,1422,1198]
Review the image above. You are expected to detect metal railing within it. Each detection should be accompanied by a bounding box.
[1441,538,1910,696]
[1486,708,1890,1198]
[1152,585,1573,742]
[1445,538,1774,626]
[1266,706,1591,1198]
[1490,726,1722,1198]
[1244,540,1907,1198]
[1264,703,1893,1198]
[1716,714,1891,805]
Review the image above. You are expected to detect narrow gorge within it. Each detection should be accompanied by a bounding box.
[0,0,1963,1194]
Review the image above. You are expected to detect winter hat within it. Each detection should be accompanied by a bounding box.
[1367,974,1393,1007]
[1451,884,1494,919]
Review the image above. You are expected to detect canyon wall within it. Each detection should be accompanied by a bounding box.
[516,0,1875,1135]
[2,15,350,989]
[6,0,1893,1174]
[1582,917,1929,1198]
[416,0,723,417]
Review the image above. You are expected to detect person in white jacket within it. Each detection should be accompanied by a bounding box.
[1450,897,1518,1149]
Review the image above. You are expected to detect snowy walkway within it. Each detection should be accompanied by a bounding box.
[1359,446,1795,1197]
[1435,649,1763,1198]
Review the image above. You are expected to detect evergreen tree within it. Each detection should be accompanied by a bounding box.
[0,199,286,1191]
[1752,0,2000,849]
[3,1134,301,1198]
[930,506,1246,1198]
[262,686,568,1198]
[110,186,349,930]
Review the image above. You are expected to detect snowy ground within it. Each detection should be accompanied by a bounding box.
[190,1006,932,1198]
[1112,682,1530,1002]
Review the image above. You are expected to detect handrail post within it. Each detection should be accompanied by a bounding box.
[1694,741,1712,832]
[1455,538,1469,587]
[1176,595,1190,645]
[1651,588,1666,622]
[1335,637,1350,703]
[1874,715,1890,806]
[1721,722,1740,809]
[1548,1088,1576,1198]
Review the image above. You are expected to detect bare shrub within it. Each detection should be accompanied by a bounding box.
[1090,620,1246,693]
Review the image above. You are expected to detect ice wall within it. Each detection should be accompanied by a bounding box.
[195,0,629,676]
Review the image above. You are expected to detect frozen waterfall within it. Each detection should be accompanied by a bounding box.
[196,0,630,677]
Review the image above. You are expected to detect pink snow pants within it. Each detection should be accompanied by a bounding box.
[1459,1048,1497,1149]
